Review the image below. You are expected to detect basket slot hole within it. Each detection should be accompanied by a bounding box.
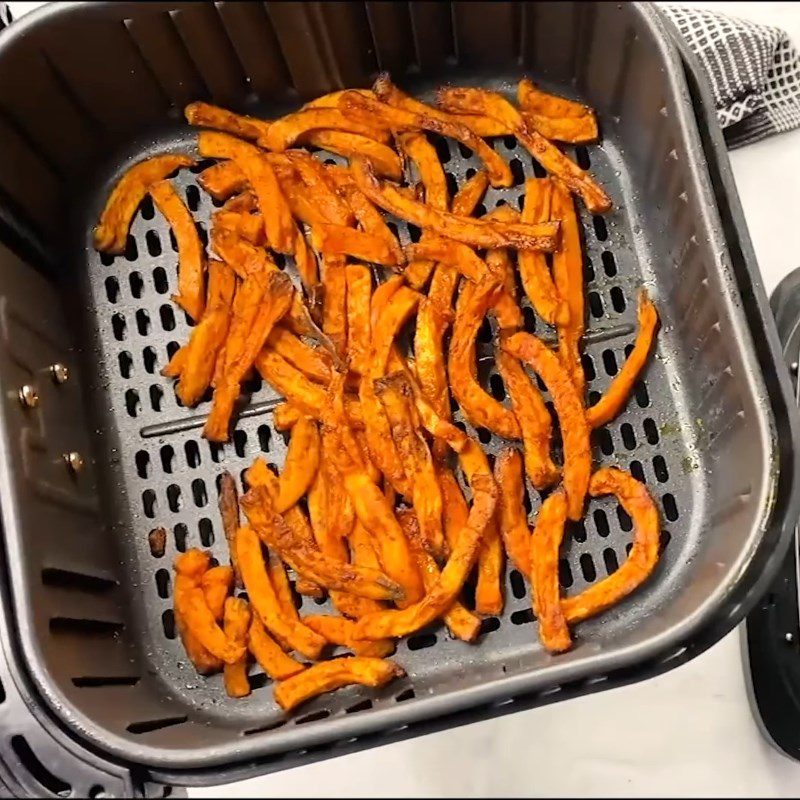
[522,484,533,515]
[634,381,650,408]
[72,676,140,688]
[127,716,187,735]
[105,276,120,303]
[124,235,138,261]
[153,265,168,293]
[663,493,679,521]
[407,632,437,650]
[192,479,208,508]
[479,616,500,636]
[169,229,178,252]
[129,271,144,299]
[581,354,595,381]
[660,530,672,553]
[119,351,133,379]
[510,608,534,625]
[161,609,176,639]
[620,422,636,450]
[208,442,224,463]
[530,157,547,178]
[572,519,587,543]
[395,688,415,702]
[593,509,610,538]
[596,428,614,455]
[345,699,372,714]
[510,157,525,187]
[10,735,71,797]
[522,305,536,333]
[244,719,286,735]
[251,423,269,452]
[457,142,473,159]
[142,346,157,374]
[135,450,150,479]
[630,460,645,483]
[603,548,619,575]
[432,135,451,164]
[142,489,157,518]
[465,166,477,180]
[136,309,151,336]
[166,484,182,513]
[445,171,458,197]
[41,567,117,593]
[150,384,164,412]
[296,709,330,725]
[146,229,162,257]
[199,518,214,546]
[174,523,188,552]
[584,257,594,283]
[643,418,659,445]
[125,389,141,417]
[185,440,201,468]
[588,291,603,318]
[160,304,176,331]
[602,349,618,375]
[616,505,633,531]
[580,553,596,582]
[140,194,155,220]
[610,286,626,313]
[592,215,608,242]
[575,146,590,169]
[49,617,124,636]
[489,372,506,401]
[248,672,269,691]
[186,184,200,212]
[477,315,492,344]
[559,559,573,588]
[652,455,669,483]
[155,568,171,599]
[509,569,526,599]
[112,313,127,341]
[601,251,617,277]
[100,251,114,266]
[233,429,248,458]
[166,340,180,359]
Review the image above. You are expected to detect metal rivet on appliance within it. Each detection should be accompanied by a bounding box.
[50,363,69,384]
[63,451,84,474]
[18,385,39,409]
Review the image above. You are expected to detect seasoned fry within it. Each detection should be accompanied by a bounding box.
[284,150,353,226]
[449,278,521,439]
[249,616,306,680]
[241,486,405,602]
[501,332,590,521]
[273,657,404,712]
[175,260,236,406]
[223,597,252,698]
[519,178,568,327]
[185,101,271,141]
[312,224,405,267]
[496,348,559,489]
[530,489,571,653]
[493,448,532,575]
[198,160,248,201]
[438,466,469,553]
[303,615,395,658]
[322,254,348,359]
[273,402,301,431]
[150,179,207,321]
[375,373,446,561]
[302,88,375,109]
[94,153,194,253]
[235,525,326,660]
[161,346,187,379]
[319,431,357,543]
[201,565,234,621]
[213,209,265,246]
[345,263,372,376]
[204,271,294,442]
[264,325,332,385]
[274,417,320,513]
[517,78,598,143]
[304,130,403,180]
[292,225,319,290]
[198,131,295,253]
[586,291,659,428]
[398,509,481,642]
[551,180,586,398]
[562,468,661,623]
[397,131,448,210]
[222,190,258,214]
[405,236,491,283]
[260,108,390,152]
[436,87,611,213]
[351,157,559,252]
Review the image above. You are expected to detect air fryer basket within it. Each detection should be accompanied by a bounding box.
[0,0,784,773]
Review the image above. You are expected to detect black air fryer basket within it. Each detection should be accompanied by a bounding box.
[0,1,797,792]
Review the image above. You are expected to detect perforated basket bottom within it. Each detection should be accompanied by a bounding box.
[75,101,696,738]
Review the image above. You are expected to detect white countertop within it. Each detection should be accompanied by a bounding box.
[8,1,800,796]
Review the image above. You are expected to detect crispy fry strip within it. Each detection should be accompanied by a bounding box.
[201,565,234,620]
[260,108,390,152]
[397,131,448,210]
[198,161,247,201]
[235,525,326,660]
[185,101,270,141]
[275,417,320,513]
[94,153,194,253]
[312,224,405,267]
[501,332,590,521]
[322,254,348,359]
[304,130,403,180]
[530,489,571,653]
[223,597,252,698]
[265,325,332,385]
[273,657,405,712]
[285,151,353,226]
[150,179,207,321]
[436,87,611,213]
[248,616,306,680]
[586,291,659,428]
[351,157,559,252]
[345,263,372,376]
[496,348,559,489]
[562,468,661,623]
[213,209,265,246]
[449,278,521,439]
[273,402,301,431]
[517,78,598,144]
[303,615,395,658]
[174,260,236,406]
[494,448,532,575]
[198,131,295,253]
[405,236,491,283]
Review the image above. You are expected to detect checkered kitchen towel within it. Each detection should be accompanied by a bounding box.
[662,4,800,148]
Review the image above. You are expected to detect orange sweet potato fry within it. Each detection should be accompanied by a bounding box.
[482,206,524,330]
[292,226,319,291]
[562,468,661,624]
[218,471,242,588]
[449,278,521,439]
[241,486,404,603]
[273,402,301,431]
[198,160,248,201]
[303,614,395,658]
[501,331,590,521]
[185,101,271,141]
[517,78,599,143]
[405,236,491,283]
[302,88,375,109]
[161,345,187,379]
[235,525,326,660]
[304,130,403,180]
[437,466,470,554]
[248,616,306,680]
[94,153,194,253]
[201,565,234,621]
[223,190,258,214]
[264,325,332,385]
[275,416,320,513]
[551,180,586,398]
[312,224,405,267]
[587,291,659,428]
[436,87,611,213]
[519,178,569,327]
[397,131,448,210]
[338,520,388,618]
[345,263,372,376]
[223,597,252,698]
[351,157,559,252]
[284,151,353,224]
[204,271,294,442]
[273,657,405,712]
[149,178,206,321]
[496,348,559,489]
[174,260,236,406]
[530,488,571,653]
[198,131,295,253]
[322,254,348,359]
[260,108,390,152]
[493,448,532,575]
[212,209,266,246]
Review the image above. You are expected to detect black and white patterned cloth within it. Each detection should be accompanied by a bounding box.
[662,4,800,148]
